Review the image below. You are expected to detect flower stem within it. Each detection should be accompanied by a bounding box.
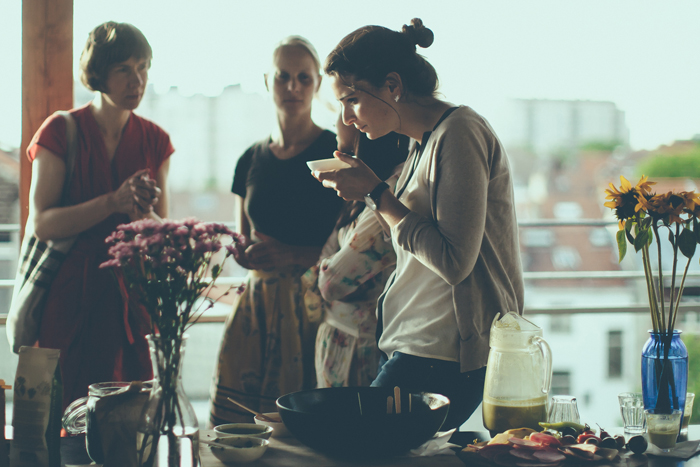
[671,256,692,334]
[667,223,680,334]
[642,245,660,332]
[652,224,666,332]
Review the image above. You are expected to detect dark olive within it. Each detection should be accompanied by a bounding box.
[627,435,648,454]
[599,437,617,449]
[584,438,600,445]
[561,426,578,438]
[614,435,626,449]
[561,435,577,445]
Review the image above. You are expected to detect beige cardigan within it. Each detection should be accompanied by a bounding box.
[389,106,524,372]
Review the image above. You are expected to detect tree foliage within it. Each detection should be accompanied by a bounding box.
[682,333,700,423]
[637,147,700,179]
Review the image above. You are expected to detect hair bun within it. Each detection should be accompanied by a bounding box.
[401,18,434,48]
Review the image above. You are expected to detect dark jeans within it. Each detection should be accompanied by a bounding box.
[370,352,486,430]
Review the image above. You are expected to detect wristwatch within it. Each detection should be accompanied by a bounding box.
[364,182,389,211]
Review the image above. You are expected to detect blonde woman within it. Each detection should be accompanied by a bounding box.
[209,36,343,425]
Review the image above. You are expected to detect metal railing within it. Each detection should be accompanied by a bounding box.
[2,220,700,325]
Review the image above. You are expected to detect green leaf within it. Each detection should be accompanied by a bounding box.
[679,228,697,259]
[695,217,700,243]
[211,264,221,278]
[625,221,636,244]
[635,229,650,252]
[668,230,676,248]
[616,230,627,262]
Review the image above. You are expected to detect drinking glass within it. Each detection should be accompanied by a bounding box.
[646,409,682,452]
[682,392,695,433]
[618,392,646,434]
[547,395,580,424]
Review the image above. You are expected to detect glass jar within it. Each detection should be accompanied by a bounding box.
[63,381,152,465]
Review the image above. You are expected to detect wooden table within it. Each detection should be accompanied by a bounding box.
[19,426,700,466]
[198,429,466,466]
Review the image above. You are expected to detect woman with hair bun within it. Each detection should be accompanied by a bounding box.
[314,18,524,429]
[209,36,344,426]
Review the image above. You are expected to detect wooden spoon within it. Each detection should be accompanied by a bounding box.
[226,397,279,423]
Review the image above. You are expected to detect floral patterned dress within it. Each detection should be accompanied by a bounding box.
[303,169,401,388]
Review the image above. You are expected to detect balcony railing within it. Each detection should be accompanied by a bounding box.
[2,220,700,325]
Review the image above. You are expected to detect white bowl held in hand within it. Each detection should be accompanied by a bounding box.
[306,158,350,171]
[209,436,270,464]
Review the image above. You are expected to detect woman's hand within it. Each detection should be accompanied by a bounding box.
[112,169,161,217]
[231,233,254,269]
[313,151,382,201]
[244,231,296,270]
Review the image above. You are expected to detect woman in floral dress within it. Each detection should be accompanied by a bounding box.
[304,117,407,387]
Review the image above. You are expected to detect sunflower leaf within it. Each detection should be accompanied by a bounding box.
[679,228,697,259]
[635,229,650,252]
[625,219,636,245]
[616,230,627,262]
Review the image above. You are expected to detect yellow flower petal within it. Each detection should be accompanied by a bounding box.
[620,176,632,192]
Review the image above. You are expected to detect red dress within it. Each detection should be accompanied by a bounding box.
[27,103,174,410]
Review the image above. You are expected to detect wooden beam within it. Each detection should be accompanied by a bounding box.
[20,0,73,239]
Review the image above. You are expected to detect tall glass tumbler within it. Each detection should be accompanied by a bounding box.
[618,392,646,434]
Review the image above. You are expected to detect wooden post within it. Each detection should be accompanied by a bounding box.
[20,0,73,239]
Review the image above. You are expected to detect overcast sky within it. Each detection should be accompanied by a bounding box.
[1,0,698,151]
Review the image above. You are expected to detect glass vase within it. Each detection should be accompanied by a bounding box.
[137,334,199,467]
[641,330,688,418]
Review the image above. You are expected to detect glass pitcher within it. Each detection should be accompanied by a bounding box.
[63,381,152,466]
[482,312,552,436]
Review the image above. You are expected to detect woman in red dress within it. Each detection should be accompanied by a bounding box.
[26,22,173,410]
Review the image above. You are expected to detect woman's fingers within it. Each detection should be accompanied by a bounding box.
[333,151,357,165]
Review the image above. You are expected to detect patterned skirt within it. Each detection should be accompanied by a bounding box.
[209,266,317,426]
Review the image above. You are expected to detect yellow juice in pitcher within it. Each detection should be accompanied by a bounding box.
[482,396,548,435]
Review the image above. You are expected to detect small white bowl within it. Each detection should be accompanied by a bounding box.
[213,423,273,440]
[209,436,269,464]
[254,412,291,438]
[307,158,350,171]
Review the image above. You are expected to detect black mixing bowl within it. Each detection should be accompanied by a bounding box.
[276,387,450,458]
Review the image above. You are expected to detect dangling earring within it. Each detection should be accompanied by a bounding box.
[394,95,400,103]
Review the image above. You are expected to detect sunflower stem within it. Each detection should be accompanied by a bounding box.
[642,245,660,332]
[652,223,666,332]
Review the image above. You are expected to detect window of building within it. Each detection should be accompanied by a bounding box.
[550,315,572,333]
[553,202,583,220]
[608,330,623,378]
[552,246,582,270]
[589,227,612,247]
[522,229,555,248]
[551,371,571,395]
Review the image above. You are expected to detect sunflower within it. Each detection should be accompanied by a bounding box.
[604,175,651,228]
[640,192,687,225]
